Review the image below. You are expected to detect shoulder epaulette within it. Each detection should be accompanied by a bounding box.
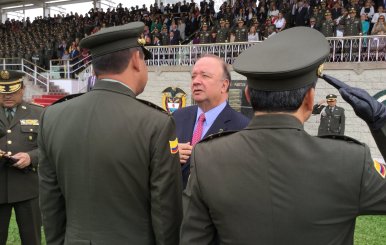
[136,98,169,115]
[199,130,238,143]
[28,102,44,107]
[318,134,362,144]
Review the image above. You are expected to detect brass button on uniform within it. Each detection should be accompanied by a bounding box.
[7,129,11,133]
[7,140,12,145]
[30,128,33,132]
[7,151,12,155]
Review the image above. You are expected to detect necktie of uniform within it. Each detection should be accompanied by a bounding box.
[191,113,206,146]
[7,108,13,124]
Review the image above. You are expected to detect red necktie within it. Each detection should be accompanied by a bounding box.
[191,113,206,146]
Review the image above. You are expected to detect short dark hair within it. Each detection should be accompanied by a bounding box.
[92,47,144,76]
[248,82,316,113]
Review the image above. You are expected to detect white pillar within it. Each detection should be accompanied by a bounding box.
[43,3,51,17]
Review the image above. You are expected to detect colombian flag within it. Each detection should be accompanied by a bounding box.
[169,138,179,154]
[374,160,386,179]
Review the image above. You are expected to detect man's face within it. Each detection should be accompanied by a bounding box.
[0,88,24,108]
[327,99,337,107]
[191,57,228,109]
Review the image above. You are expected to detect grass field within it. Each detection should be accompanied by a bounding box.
[5,213,386,244]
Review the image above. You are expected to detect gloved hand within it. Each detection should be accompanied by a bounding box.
[322,74,386,131]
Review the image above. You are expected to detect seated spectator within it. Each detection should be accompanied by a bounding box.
[371,6,386,24]
[248,26,259,42]
[371,15,386,34]
[274,12,286,32]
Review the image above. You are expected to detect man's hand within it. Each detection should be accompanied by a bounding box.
[11,152,31,169]
[322,74,386,130]
[178,142,193,165]
[318,99,326,105]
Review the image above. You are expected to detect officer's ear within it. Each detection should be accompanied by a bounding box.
[244,85,251,104]
[303,87,315,112]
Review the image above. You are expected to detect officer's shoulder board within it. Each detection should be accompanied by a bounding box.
[317,134,362,145]
[28,102,44,108]
[136,98,169,115]
[199,130,238,143]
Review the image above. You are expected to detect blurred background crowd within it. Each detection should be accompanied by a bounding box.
[0,0,385,70]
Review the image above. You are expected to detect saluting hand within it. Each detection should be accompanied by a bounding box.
[11,152,31,169]
[178,142,193,165]
[322,74,386,130]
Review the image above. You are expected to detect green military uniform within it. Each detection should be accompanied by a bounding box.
[199,25,211,44]
[343,10,362,36]
[312,94,345,136]
[343,17,362,36]
[180,27,386,244]
[0,71,43,245]
[216,20,229,43]
[319,11,335,37]
[38,22,182,245]
[234,19,248,42]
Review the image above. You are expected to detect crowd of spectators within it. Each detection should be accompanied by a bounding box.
[0,0,385,71]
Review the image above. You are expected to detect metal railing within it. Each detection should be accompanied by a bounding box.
[0,58,50,92]
[143,35,386,65]
[49,55,92,80]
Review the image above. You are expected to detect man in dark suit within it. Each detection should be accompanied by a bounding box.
[173,55,250,188]
[0,70,43,245]
[38,22,182,245]
[312,94,345,136]
[180,27,386,245]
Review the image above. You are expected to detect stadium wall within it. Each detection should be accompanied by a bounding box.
[139,62,386,158]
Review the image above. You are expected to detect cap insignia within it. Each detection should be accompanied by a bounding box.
[1,71,9,80]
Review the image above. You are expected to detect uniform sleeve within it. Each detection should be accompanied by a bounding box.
[358,144,386,214]
[371,124,386,159]
[38,109,66,245]
[180,146,217,245]
[150,116,182,245]
[340,108,345,135]
[27,148,39,167]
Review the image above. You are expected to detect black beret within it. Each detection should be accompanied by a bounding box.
[0,70,24,94]
[233,27,329,91]
[79,22,152,59]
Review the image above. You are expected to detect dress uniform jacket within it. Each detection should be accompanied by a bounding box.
[216,27,229,43]
[320,19,336,37]
[312,104,345,136]
[234,26,248,42]
[343,17,362,36]
[0,102,43,204]
[180,114,386,245]
[38,80,182,245]
[199,30,211,44]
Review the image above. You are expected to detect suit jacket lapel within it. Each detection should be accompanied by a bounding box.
[204,103,230,138]
[183,106,197,143]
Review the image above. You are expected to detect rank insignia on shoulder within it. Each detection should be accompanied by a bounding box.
[200,130,237,143]
[137,98,169,115]
[374,160,386,179]
[20,119,39,126]
[169,138,179,154]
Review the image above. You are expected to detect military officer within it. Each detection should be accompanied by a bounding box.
[343,8,362,36]
[310,6,324,29]
[180,27,386,245]
[160,24,169,45]
[320,10,336,37]
[199,22,211,44]
[38,22,182,244]
[312,94,345,136]
[216,19,229,43]
[0,70,43,245]
[234,18,248,42]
